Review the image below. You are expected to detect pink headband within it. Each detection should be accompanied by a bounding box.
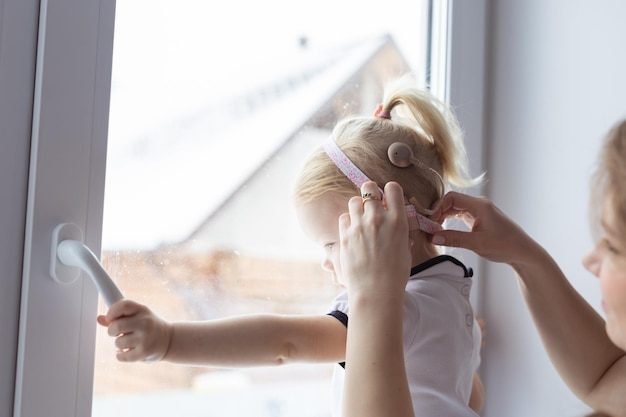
[322,138,443,234]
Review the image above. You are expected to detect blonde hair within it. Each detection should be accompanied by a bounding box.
[293,77,482,216]
[592,119,626,249]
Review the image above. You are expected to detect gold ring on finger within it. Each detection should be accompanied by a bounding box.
[361,192,382,203]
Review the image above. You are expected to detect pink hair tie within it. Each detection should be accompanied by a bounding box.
[373,103,391,120]
[322,138,442,234]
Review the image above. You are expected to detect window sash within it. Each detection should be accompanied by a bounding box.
[13,0,116,416]
[0,0,39,416]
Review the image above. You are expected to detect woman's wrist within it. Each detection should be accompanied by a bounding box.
[507,232,549,270]
[349,290,405,317]
[509,242,561,289]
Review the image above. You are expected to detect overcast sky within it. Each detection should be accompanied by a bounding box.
[108,0,429,150]
[111,0,428,96]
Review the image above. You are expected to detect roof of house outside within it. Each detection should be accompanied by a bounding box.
[103,35,395,250]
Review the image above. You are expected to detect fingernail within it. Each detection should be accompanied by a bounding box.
[432,235,445,245]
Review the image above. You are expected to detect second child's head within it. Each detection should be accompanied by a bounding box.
[294,77,480,285]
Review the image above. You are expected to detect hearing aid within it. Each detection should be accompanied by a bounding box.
[387,141,445,204]
[387,142,420,168]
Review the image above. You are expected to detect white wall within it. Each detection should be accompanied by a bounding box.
[482,1,626,416]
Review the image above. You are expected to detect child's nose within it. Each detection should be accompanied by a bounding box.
[321,257,334,273]
[582,250,601,278]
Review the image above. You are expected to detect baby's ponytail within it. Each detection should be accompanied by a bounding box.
[293,76,482,215]
[381,78,481,188]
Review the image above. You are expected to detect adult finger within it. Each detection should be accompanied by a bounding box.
[431,206,467,224]
[431,229,479,251]
[383,182,406,218]
[338,212,351,240]
[430,192,487,224]
[347,195,364,226]
[106,299,144,323]
[360,181,383,215]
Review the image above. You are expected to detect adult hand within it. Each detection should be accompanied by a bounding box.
[339,181,415,417]
[338,181,411,298]
[429,191,543,267]
[97,299,173,362]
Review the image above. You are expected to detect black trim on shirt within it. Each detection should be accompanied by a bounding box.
[327,310,348,369]
[326,255,472,370]
[409,254,473,278]
[327,310,348,327]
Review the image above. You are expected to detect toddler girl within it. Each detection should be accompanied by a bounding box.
[98,77,483,416]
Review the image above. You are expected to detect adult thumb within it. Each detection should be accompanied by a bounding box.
[431,230,475,251]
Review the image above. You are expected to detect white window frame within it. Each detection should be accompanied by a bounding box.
[12,0,116,416]
[6,0,489,416]
[428,0,489,310]
[429,0,488,189]
[0,0,39,416]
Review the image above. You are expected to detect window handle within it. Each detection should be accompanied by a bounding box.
[51,223,124,307]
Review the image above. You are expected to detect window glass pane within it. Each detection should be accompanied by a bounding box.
[94,1,431,416]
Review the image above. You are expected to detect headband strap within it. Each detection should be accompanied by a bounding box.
[322,139,381,192]
[322,138,442,234]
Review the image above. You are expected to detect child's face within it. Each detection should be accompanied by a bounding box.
[583,201,626,350]
[296,193,350,287]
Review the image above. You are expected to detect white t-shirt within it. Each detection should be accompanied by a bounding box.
[327,255,481,417]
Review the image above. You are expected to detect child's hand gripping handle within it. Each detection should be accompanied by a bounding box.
[56,239,124,307]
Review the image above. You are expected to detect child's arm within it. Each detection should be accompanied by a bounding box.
[97,299,347,366]
[469,319,486,413]
[469,372,485,413]
[165,313,347,366]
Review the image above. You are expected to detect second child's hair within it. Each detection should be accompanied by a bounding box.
[294,77,482,216]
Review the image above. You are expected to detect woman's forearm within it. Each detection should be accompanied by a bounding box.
[430,191,626,414]
[343,293,414,417]
[513,246,626,410]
